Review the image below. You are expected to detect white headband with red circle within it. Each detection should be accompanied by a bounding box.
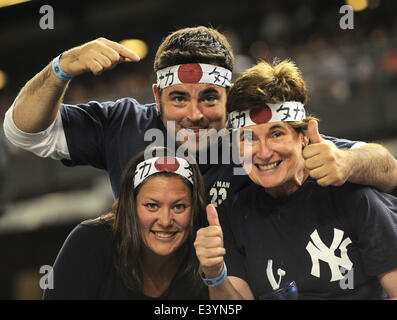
[134,156,194,188]
[228,101,306,129]
[156,63,232,89]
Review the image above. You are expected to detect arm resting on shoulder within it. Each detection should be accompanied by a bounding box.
[346,143,397,193]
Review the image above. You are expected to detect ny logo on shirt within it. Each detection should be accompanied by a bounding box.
[306,228,353,281]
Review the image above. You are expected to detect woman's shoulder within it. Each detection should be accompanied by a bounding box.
[62,219,114,254]
[73,218,112,234]
[43,220,116,299]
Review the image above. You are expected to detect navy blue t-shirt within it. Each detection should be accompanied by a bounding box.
[60,97,362,208]
[219,178,397,299]
[61,98,166,197]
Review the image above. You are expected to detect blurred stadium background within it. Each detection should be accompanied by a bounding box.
[0,0,396,299]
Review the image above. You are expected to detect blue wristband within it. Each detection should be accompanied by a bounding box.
[52,54,73,81]
[200,263,227,287]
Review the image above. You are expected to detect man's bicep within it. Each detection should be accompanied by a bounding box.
[348,143,397,192]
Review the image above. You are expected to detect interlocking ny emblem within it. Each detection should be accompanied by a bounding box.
[306,228,353,282]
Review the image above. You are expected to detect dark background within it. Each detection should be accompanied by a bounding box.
[0,0,396,299]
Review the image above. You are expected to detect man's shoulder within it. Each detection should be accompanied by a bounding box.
[60,97,162,139]
[112,97,157,112]
[96,97,159,121]
[320,134,365,149]
[61,97,158,119]
[108,98,160,125]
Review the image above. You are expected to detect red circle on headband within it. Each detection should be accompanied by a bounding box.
[154,156,180,172]
[249,105,272,124]
[178,64,203,83]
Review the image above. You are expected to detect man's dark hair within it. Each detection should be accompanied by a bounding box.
[154,26,234,72]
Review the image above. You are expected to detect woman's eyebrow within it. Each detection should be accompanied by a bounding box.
[141,197,159,202]
[171,197,190,204]
[269,124,286,131]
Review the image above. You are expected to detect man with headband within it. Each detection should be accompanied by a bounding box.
[3,27,397,209]
[4,28,242,203]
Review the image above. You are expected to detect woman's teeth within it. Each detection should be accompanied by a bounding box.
[257,161,281,170]
[153,232,176,238]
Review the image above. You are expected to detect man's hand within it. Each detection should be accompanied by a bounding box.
[303,120,353,187]
[59,37,140,76]
[194,204,226,279]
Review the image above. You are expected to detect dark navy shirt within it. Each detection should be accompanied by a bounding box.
[219,178,397,300]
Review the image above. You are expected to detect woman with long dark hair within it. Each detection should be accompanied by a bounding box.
[44,147,208,299]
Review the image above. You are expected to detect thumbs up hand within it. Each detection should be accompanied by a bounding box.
[306,119,323,144]
[303,120,353,187]
[194,204,226,279]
